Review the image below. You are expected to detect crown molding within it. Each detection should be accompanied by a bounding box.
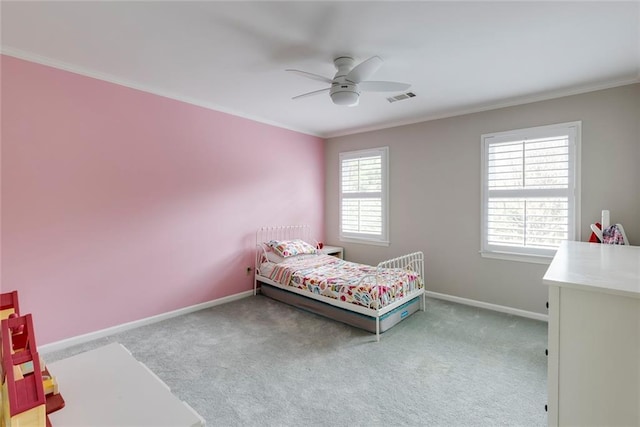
[326,76,640,138]
[3,46,637,141]
[1,47,324,138]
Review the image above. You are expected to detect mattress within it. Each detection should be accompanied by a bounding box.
[262,254,422,310]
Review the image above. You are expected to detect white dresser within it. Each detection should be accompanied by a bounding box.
[543,241,640,426]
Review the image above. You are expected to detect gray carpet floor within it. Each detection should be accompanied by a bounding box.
[45,295,548,426]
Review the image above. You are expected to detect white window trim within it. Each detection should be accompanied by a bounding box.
[480,121,581,264]
[339,147,389,246]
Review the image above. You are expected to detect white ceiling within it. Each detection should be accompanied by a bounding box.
[2,1,639,138]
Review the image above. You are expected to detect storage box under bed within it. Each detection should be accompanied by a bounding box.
[259,282,421,334]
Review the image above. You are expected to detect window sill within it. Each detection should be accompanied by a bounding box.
[480,250,553,265]
[339,237,390,247]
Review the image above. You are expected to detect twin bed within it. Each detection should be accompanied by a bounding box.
[254,225,425,341]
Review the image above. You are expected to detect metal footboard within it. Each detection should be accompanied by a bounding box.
[377,251,425,308]
[373,251,425,341]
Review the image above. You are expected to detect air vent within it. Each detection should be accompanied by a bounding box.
[387,92,416,103]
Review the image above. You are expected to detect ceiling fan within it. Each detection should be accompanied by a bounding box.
[286,56,411,107]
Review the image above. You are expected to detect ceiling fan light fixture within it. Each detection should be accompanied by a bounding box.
[330,90,360,106]
[330,81,360,106]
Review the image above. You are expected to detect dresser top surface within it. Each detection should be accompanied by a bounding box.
[543,241,640,298]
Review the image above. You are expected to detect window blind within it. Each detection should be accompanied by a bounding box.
[339,147,388,244]
[487,135,570,250]
[341,155,382,235]
[481,122,580,261]
[487,136,569,191]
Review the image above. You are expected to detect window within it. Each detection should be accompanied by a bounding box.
[339,147,389,245]
[481,122,581,263]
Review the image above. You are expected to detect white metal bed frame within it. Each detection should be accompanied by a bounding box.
[254,225,425,341]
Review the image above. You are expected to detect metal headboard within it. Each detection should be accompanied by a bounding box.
[256,225,311,246]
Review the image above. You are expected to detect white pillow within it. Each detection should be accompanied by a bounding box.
[268,239,317,257]
[265,251,285,263]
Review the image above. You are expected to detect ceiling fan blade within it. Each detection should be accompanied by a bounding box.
[359,81,411,92]
[292,87,331,100]
[346,56,383,83]
[286,69,333,84]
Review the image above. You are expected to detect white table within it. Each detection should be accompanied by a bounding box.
[319,245,343,259]
[543,241,640,426]
[48,342,204,427]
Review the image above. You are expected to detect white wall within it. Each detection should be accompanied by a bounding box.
[324,84,639,315]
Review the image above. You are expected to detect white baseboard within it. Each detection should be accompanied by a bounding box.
[425,291,548,322]
[40,290,254,354]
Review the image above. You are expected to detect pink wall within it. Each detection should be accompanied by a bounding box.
[1,55,325,345]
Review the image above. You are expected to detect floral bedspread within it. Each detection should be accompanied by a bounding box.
[268,254,422,309]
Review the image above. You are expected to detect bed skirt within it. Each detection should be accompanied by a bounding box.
[259,282,421,334]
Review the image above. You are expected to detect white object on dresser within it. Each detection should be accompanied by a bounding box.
[48,342,204,427]
[319,245,344,259]
[543,241,640,427]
